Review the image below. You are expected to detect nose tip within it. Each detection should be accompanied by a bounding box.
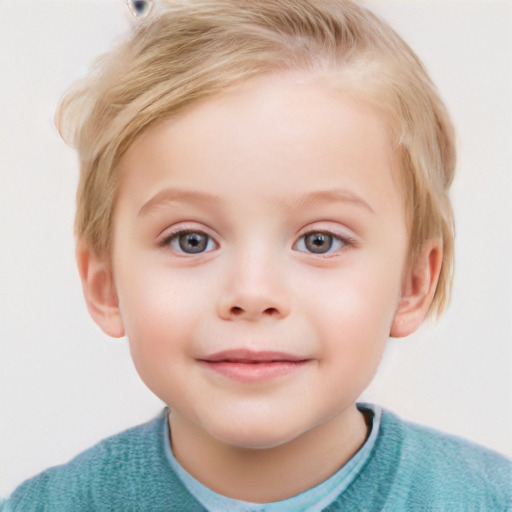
[217,279,290,321]
[216,251,291,321]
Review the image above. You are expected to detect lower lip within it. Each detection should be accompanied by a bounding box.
[200,360,310,383]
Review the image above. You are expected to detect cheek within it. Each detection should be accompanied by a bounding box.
[304,259,403,355]
[116,263,214,357]
[310,283,392,400]
[117,271,195,400]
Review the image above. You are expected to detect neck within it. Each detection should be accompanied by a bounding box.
[168,404,368,503]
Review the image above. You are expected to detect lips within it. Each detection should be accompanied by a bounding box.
[201,349,308,363]
[198,349,311,383]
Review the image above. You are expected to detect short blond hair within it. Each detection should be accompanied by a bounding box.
[56,0,456,317]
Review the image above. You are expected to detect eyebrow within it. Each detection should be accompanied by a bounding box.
[138,187,375,217]
[288,189,375,214]
[138,188,221,217]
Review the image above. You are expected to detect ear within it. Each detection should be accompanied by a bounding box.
[390,239,443,338]
[76,241,125,338]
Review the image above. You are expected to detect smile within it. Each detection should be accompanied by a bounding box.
[198,350,312,383]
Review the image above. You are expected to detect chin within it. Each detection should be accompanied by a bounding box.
[218,431,296,450]
[206,417,311,451]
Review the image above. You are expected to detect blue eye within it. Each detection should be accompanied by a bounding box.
[295,232,344,254]
[166,231,216,254]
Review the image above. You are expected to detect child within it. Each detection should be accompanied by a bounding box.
[4,0,511,510]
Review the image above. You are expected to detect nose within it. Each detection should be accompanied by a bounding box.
[216,252,291,322]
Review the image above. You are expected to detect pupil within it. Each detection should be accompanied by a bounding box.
[127,0,153,19]
[133,1,148,15]
[305,233,332,253]
[179,233,207,253]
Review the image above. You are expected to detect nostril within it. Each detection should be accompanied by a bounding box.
[228,306,279,317]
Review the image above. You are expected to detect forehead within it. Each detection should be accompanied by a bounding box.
[117,73,403,220]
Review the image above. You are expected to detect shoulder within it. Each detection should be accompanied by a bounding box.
[379,408,512,510]
[2,409,201,512]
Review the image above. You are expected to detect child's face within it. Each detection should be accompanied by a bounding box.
[109,74,410,448]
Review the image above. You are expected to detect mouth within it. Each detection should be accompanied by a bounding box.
[198,349,312,383]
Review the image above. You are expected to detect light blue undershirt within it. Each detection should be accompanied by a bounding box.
[163,404,381,512]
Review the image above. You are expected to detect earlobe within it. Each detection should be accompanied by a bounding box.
[390,239,443,338]
[76,241,125,338]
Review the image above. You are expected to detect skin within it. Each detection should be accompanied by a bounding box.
[78,73,442,502]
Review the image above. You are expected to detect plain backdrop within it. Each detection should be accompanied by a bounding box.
[1,0,511,497]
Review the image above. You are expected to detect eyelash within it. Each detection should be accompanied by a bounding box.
[294,230,356,255]
[159,228,356,255]
[159,229,217,254]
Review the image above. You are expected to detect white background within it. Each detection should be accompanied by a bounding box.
[1,0,511,497]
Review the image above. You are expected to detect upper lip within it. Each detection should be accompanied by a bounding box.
[199,349,309,363]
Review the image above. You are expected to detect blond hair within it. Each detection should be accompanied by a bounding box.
[56,0,456,317]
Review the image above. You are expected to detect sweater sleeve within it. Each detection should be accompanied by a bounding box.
[2,410,207,512]
[385,420,512,511]
[324,408,512,512]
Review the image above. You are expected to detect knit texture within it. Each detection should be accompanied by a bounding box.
[3,407,511,511]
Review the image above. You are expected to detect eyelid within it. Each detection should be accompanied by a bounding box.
[157,222,356,255]
[158,223,220,252]
[293,225,358,254]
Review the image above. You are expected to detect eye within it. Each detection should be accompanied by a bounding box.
[164,230,216,254]
[294,231,345,254]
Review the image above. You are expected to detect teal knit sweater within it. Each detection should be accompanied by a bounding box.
[3,407,511,511]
